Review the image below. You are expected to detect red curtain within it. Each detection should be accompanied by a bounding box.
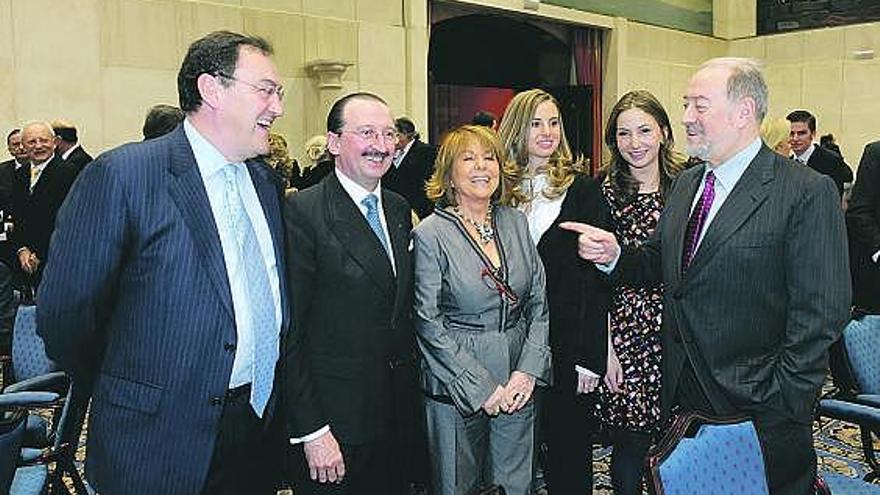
[573,28,603,175]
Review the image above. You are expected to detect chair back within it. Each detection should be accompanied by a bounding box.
[11,304,57,384]
[646,412,769,495]
[0,407,27,493]
[843,318,880,395]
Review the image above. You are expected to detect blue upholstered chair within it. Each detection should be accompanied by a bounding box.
[819,317,880,483]
[645,413,769,495]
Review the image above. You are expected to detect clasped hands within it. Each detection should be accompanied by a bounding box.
[481,371,535,417]
[18,247,40,274]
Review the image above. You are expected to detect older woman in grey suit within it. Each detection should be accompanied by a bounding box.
[413,125,551,495]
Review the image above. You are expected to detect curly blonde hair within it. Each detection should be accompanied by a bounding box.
[497,89,587,200]
[426,125,525,208]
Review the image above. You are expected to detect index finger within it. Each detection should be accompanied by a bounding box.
[558,221,596,234]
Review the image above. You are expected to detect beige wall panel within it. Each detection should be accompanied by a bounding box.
[801,61,843,119]
[628,61,671,110]
[242,0,303,13]
[727,37,765,59]
[17,0,100,77]
[242,11,305,78]
[197,0,240,6]
[357,0,402,25]
[302,16,358,76]
[627,23,668,61]
[764,65,802,123]
[100,0,180,70]
[358,82,405,116]
[407,84,429,140]
[358,24,405,85]
[844,23,880,54]
[100,67,178,149]
[764,32,805,64]
[667,31,719,66]
[404,0,428,29]
[0,1,12,68]
[303,0,355,20]
[842,60,880,108]
[176,1,243,62]
[805,28,844,62]
[0,71,15,140]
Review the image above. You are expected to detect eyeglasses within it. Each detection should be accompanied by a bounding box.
[339,127,400,144]
[481,267,519,305]
[215,71,285,101]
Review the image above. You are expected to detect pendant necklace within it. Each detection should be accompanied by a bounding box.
[454,205,494,245]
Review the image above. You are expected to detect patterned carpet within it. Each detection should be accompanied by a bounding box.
[57,391,880,494]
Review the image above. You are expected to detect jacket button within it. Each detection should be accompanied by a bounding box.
[224,342,236,352]
[210,396,224,406]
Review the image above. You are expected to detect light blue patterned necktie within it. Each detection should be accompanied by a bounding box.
[223,164,278,418]
[362,193,390,256]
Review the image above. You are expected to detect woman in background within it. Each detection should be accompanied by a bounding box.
[760,116,792,157]
[498,88,611,495]
[413,125,551,495]
[597,89,684,495]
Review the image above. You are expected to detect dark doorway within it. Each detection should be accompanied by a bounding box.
[428,11,595,164]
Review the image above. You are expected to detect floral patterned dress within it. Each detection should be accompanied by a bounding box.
[596,183,664,433]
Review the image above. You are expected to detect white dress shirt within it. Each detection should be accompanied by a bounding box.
[336,168,396,274]
[184,119,282,390]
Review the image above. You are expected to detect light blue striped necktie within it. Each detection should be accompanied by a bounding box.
[223,164,278,418]
[362,193,390,256]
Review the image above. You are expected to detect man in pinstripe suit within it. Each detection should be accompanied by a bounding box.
[564,58,850,495]
[37,31,299,494]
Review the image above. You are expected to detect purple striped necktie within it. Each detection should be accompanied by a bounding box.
[681,171,716,272]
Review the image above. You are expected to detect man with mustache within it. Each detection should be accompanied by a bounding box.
[38,31,290,494]
[284,92,421,495]
[562,58,850,494]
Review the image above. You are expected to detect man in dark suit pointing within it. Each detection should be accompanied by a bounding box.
[563,58,850,495]
[38,31,293,494]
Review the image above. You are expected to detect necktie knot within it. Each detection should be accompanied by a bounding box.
[362,193,379,212]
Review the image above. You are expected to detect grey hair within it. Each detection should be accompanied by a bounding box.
[21,121,56,137]
[699,57,768,122]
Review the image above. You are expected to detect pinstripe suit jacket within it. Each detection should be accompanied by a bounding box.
[617,144,851,424]
[36,126,291,494]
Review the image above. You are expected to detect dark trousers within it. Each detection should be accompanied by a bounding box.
[673,362,815,495]
[543,384,598,495]
[292,437,403,495]
[201,385,282,495]
[609,430,652,495]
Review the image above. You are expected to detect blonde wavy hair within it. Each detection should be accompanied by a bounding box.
[497,89,586,200]
[426,125,525,208]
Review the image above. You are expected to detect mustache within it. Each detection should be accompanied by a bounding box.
[685,122,705,135]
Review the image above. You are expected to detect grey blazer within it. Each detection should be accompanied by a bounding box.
[413,205,551,415]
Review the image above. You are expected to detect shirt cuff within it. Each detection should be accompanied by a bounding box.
[595,249,620,273]
[289,425,330,445]
[873,249,880,263]
[575,365,599,378]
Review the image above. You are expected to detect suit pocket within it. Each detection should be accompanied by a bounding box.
[95,373,163,414]
[445,317,485,332]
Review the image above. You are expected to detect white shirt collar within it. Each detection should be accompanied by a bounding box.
[793,142,816,164]
[335,167,383,208]
[393,139,415,168]
[705,137,762,191]
[184,119,239,177]
[61,143,81,161]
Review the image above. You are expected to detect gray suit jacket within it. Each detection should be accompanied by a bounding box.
[413,205,551,415]
[617,144,851,424]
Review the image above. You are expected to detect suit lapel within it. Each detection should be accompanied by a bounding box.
[684,146,775,278]
[326,174,395,294]
[166,128,234,319]
[383,190,411,320]
[247,159,290,335]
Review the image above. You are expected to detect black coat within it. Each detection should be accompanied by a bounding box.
[847,140,880,314]
[383,140,437,219]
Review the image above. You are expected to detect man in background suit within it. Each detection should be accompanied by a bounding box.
[284,92,420,495]
[38,31,293,494]
[14,122,77,288]
[845,139,880,378]
[382,116,437,219]
[564,58,850,495]
[787,109,853,197]
[0,129,27,349]
[52,120,93,173]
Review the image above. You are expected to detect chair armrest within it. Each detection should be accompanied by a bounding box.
[819,398,880,429]
[3,371,68,394]
[854,394,880,409]
[0,391,60,407]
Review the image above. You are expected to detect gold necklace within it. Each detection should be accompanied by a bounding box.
[454,205,494,245]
